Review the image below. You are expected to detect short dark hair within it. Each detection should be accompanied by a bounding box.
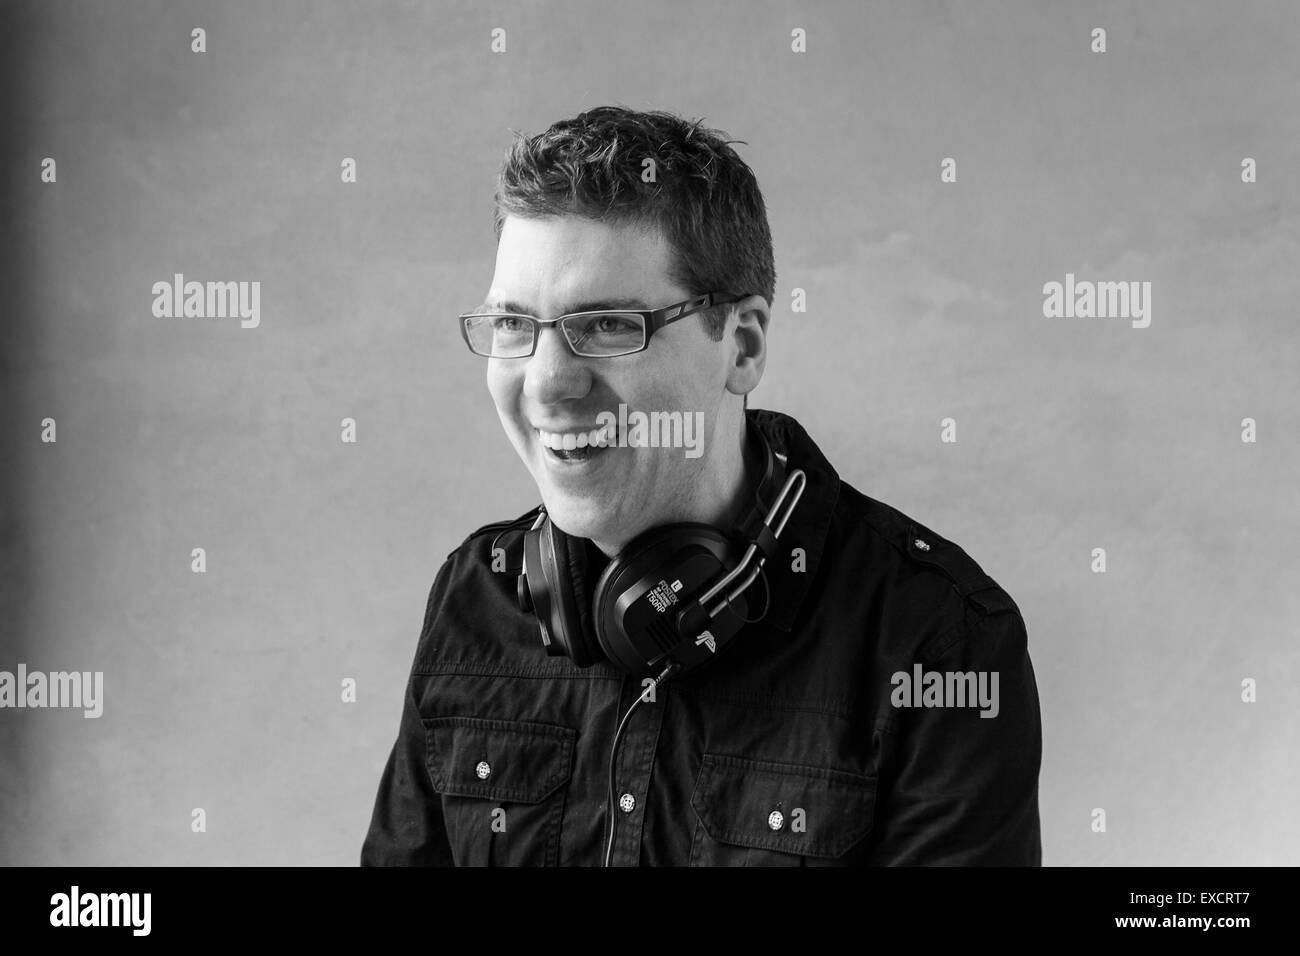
[492,105,775,341]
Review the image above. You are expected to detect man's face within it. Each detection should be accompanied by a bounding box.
[483,215,734,551]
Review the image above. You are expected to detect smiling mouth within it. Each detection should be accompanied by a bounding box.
[536,424,616,463]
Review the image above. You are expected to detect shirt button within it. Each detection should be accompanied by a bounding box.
[619,793,636,813]
[475,761,492,780]
[767,810,785,831]
[914,538,931,552]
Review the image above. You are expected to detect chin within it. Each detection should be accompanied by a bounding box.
[541,495,641,550]
[542,498,610,539]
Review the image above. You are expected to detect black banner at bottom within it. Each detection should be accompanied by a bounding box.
[1,866,1281,943]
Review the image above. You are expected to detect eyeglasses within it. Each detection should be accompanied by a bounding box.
[458,292,746,358]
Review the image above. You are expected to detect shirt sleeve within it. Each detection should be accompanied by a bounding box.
[360,561,456,866]
[865,602,1043,866]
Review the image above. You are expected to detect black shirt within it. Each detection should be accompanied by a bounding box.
[361,408,1043,866]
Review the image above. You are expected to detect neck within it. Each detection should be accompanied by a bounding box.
[589,415,758,558]
[714,421,763,532]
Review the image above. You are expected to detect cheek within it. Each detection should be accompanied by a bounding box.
[644,347,704,397]
[662,360,721,413]
[485,366,520,421]
[672,339,726,391]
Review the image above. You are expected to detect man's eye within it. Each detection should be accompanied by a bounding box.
[493,315,526,332]
[591,314,636,334]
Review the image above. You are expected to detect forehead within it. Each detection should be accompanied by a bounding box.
[485,215,680,313]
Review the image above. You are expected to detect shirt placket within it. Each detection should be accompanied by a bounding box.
[606,676,667,866]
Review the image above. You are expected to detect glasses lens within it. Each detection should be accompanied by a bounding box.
[561,312,647,356]
[464,314,535,357]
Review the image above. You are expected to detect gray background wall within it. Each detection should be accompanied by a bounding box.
[2,0,1296,865]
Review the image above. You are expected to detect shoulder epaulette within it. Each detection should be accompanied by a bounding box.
[446,506,543,561]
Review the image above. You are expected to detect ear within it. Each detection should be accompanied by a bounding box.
[725,294,769,397]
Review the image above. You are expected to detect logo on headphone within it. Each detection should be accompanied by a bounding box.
[646,578,683,614]
[695,630,717,653]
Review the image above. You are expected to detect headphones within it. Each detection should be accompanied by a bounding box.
[515,422,807,678]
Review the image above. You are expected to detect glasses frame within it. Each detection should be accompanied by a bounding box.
[458,291,748,358]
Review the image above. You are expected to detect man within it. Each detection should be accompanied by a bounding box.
[361,106,1042,866]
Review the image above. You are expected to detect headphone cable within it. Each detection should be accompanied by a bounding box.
[603,661,678,867]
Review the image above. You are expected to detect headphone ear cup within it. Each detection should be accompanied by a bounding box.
[590,546,641,674]
[544,522,606,668]
[592,523,746,676]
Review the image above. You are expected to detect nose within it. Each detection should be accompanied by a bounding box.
[523,325,592,404]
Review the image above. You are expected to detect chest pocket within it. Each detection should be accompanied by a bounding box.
[689,753,876,866]
[423,716,576,867]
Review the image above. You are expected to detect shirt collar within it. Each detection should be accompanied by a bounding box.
[746,408,839,632]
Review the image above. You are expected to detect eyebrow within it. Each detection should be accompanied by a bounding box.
[476,296,653,315]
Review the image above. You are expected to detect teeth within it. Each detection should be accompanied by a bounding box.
[536,424,615,452]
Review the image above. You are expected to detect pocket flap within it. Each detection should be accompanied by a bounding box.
[691,753,876,858]
[424,716,575,804]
